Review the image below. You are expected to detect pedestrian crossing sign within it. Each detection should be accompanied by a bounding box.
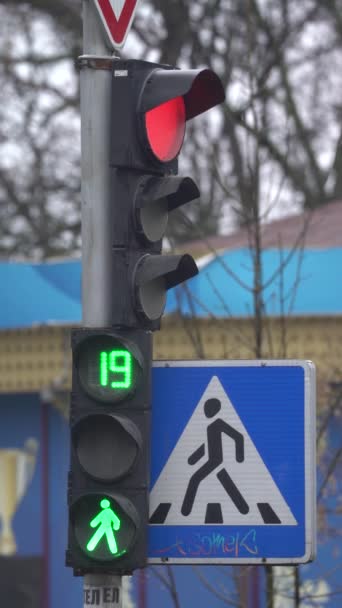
[148,360,316,564]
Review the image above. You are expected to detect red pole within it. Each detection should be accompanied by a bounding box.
[249,566,260,608]
[138,569,147,608]
[40,398,50,608]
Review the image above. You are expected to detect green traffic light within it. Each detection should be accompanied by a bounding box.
[100,350,132,389]
[73,494,137,561]
[86,498,121,555]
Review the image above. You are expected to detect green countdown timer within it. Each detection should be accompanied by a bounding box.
[77,335,141,403]
[100,350,132,389]
[72,494,138,562]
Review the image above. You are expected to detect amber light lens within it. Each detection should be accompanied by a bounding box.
[145,96,186,162]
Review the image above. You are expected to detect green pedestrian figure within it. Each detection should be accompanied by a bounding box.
[87,498,121,554]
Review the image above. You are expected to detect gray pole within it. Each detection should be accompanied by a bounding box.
[80,1,122,606]
[81,0,115,328]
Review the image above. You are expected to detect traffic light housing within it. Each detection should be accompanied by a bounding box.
[67,58,225,575]
[66,328,151,574]
[111,59,225,175]
[109,59,225,330]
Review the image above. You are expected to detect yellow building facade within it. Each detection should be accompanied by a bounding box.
[1,315,341,415]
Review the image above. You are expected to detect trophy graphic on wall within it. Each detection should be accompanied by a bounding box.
[0,438,39,555]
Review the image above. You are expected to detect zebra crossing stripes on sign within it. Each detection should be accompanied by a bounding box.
[148,361,316,565]
[149,376,297,527]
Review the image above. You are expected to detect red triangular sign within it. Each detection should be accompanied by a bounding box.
[94,0,140,49]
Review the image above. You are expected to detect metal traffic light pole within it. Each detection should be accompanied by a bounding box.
[80,1,122,606]
[81,0,114,328]
[77,2,225,603]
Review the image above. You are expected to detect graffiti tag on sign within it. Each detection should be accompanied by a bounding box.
[156,528,258,558]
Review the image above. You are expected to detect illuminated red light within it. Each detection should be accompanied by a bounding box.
[145,96,186,162]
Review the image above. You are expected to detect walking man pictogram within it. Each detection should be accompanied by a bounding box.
[87,498,121,554]
[181,398,249,516]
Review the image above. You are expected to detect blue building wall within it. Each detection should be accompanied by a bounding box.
[48,404,82,608]
[0,248,342,330]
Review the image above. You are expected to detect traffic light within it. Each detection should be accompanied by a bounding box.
[67,58,225,575]
[109,59,225,330]
[66,327,152,574]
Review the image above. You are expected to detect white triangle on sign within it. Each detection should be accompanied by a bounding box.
[110,0,126,20]
[150,376,297,526]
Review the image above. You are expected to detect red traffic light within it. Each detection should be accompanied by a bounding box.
[145,96,186,162]
[111,60,225,174]
[141,67,225,165]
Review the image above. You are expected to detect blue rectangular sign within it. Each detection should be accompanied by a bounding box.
[148,360,316,564]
